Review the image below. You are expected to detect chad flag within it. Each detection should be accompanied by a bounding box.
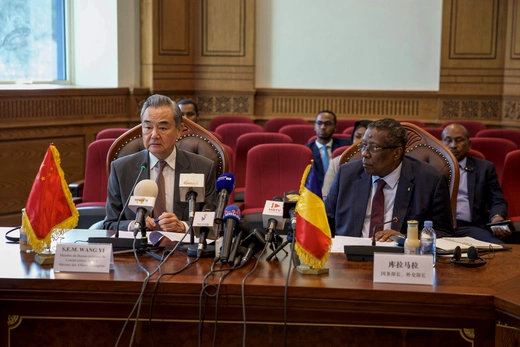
[294,161,331,269]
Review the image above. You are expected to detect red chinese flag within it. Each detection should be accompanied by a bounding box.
[22,144,78,252]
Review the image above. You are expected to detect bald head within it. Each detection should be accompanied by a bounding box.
[441,123,471,161]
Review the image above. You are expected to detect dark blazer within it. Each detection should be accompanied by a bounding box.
[325,156,454,238]
[306,137,351,188]
[463,156,507,227]
[103,148,217,231]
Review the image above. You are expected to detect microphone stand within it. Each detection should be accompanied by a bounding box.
[265,231,290,261]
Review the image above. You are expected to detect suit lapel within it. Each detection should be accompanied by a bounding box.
[354,173,371,237]
[466,156,476,214]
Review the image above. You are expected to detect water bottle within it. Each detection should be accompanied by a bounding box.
[420,220,436,265]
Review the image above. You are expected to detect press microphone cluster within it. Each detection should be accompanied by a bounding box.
[188,203,216,258]
[219,205,242,263]
[129,179,158,236]
[262,197,285,242]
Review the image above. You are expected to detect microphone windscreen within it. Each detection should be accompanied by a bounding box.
[202,202,216,212]
[216,173,235,193]
[223,205,241,223]
[134,179,158,198]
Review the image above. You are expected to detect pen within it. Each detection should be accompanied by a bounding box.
[154,218,160,223]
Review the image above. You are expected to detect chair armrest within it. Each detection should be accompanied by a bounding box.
[69,180,84,198]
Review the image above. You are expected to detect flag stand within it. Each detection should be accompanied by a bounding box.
[296,264,329,275]
[34,251,55,265]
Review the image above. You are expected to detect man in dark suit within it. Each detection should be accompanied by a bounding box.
[103,94,216,233]
[325,118,454,240]
[442,123,509,243]
[306,110,351,189]
[178,98,199,123]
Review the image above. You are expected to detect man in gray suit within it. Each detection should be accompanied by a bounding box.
[103,94,217,233]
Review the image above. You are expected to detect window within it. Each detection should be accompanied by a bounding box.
[0,0,66,83]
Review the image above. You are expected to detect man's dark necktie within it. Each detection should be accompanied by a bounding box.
[153,160,167,226]
[369,179,387,238]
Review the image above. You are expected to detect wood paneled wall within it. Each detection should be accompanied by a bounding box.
[0,88,150,226]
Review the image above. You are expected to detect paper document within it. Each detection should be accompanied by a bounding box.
[117,231,196,242]
[331,236,396,253]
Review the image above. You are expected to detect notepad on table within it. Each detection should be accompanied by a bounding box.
[436,236,505,254]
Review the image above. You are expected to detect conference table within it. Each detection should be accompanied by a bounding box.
[1,228,519,347]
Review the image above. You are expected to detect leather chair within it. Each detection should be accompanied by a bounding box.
[339,122,460,219]
[468,137,518,183]
[107,116,229,177]
[441,121,487,137]
[209,115,254,132]
[233,133,293,201]
[476,129,520,148]
[397,120,425,128]
[264,117,308,132]
[214,123,264,154]
[279,124,316,145]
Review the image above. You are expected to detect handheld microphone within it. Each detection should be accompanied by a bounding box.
[283,191,299,232]
[214,173,235,224]
[262,197,285,241]
[115,163,147,237]
[228,219,250,264]
[129,179,158,235]
[219,205,241,263]
[371,217,399,246]
[179,173,205,222]
[239,228,266,266]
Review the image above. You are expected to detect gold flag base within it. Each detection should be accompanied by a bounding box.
[296,265,329,275]
[34,253,55,265]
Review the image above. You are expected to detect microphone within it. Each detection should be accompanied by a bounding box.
[283,191,299,232]
[219,205,241,263]
[262,197,285,242]
[228,219,250,265]
[214,173,235,224]
[179,173,205,222]
[115,163,148,237]
[187,203,216,258]
[128,179,158,235]
[344,216,403,262]
[239,228,266,266]
[371,217,399,246]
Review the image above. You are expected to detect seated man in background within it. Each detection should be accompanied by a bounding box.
[178,98,199,123]
[442,123,509,243]
[306,110,351,189]
[325,118,454,240]
[103,94,216,233]
[322,119,371,197]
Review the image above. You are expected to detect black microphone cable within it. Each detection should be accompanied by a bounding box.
[240,239,270,347]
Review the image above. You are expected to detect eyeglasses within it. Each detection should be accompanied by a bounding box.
[315,121,334,127]
[361,143,400,154]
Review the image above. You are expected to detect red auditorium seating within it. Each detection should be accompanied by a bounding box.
[264,117,308,132]
[469,137,518,183]
[209,115,254,132]
[214,123,264,153]
[279,124,316,145]
[476,129,520,148]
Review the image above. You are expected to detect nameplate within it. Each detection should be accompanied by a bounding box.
[373,253,433,285]
[54,244,113,273]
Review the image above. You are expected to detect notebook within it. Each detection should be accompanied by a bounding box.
[436,236,509,255]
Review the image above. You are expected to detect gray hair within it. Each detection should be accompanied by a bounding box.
[140,94,183,127]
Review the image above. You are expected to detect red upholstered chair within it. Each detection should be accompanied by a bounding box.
[96,128,130,140]
[342,126,354,136]
[233,133,293,201]
[241,144,313,223]
[397,120,426,128]
[209,115,254,132]
[476,129,520,148]
[264,117,308,132]
[279,124,316,145]
[214,123,264,153]
[469,137,518,183]
[71,139,114,228]
[332,146,349,158]
[335,119,358,134]
[423,127,443,140]
[441,121,487,137]
[467,149,485,159]
[502,149,520,223]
